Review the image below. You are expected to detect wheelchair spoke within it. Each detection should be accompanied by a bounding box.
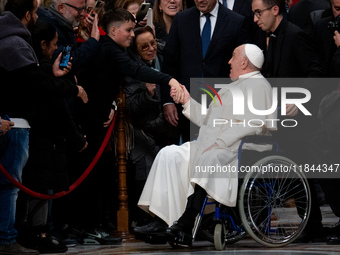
[239,156,311,247]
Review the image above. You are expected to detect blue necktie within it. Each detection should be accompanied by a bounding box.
[201,13,211,59]
[223,0,227,7]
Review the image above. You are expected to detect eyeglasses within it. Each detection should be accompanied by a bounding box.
[252,6,274,18]
[139,39,158,52]
[62,3,87,15]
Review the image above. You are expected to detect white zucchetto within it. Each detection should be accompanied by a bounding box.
[244,44,264,69]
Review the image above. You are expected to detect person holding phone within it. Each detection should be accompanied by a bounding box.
[76,0,106,43]
[0,116,14,136]
[37,0,101,73]
[14,21,88,254]
[115,0,149,27]
[0,0,87,254]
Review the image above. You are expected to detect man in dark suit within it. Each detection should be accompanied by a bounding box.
[313,0,340,77]
[252,0,336,244]
[228,0,267,49]
[252,0,323,78]
[311,0,340,245]
[161,0,249,143]
[289,0,330,32]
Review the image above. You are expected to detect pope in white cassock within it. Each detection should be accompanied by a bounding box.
[134,44,277,244]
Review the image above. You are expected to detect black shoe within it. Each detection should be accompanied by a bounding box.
[132,219,167,235]
[35,233,68,254]
[293,229,327,243]
[82,227,122,245]
[327,236,340,245]
[165,222,192,246]
[324,220,340,236]
[0,242,39,255]
[51,224,78,247]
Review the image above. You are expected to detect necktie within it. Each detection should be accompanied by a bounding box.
[223,0,227,7]
[201,13,211,59]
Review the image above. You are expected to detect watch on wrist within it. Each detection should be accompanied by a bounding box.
[112,101,117,111]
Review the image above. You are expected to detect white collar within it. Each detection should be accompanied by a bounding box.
[229,71,261,87]
[238,71,261,80]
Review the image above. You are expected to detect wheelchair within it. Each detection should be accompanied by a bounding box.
[191,135,311,250]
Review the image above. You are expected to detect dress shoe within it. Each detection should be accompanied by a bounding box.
[165,222,192,246]
[293,229,327,243]
[132,219,167,235]
[0,242,39,255]
[324,220,340,236]
[327,236,340,245]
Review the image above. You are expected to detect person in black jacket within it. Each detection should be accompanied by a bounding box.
[288,0,330,33]
[63,8,182,244]
[0,0,86,254]
[124,26,175,227]
[313,0,340,77]
[252,0,334,244]
[36,0,101,73]
[15,21,88,254]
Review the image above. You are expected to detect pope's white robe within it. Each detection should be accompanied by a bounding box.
[138,71,277,225]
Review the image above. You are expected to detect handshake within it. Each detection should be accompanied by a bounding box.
[169,78,190,105]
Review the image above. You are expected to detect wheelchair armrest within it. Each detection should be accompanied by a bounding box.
[238,134,280,169]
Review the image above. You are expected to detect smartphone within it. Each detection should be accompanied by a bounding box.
[89,0,104,17]
[146,8,153,28]
[136,2,151,23]
[1,115,10,121]
[59,45,72,69]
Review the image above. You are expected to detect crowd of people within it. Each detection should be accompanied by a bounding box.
[1,0,340,254]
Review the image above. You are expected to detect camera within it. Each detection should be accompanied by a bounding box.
[328,15,340,35]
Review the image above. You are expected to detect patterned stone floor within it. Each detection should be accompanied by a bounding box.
[47,206,340,255]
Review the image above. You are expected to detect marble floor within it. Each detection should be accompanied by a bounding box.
[47,206,340,255]
[49,238,340,255]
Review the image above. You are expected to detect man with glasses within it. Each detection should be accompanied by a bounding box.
[252,0,329,244]
[252,0,322,77]
[36,0,103,246]
[37,0,100,72]
[0,0,88,253]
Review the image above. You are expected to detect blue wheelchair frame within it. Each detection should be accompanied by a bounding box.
[192,135,280,241]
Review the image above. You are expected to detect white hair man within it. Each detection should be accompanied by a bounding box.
[133,44,277,245]
[36,0,100,72]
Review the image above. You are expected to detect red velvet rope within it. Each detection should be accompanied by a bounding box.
[0,113,117,200]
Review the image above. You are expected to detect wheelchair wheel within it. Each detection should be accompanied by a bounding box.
[199,212,246,245]
[214,223,226,250]
[239,155,311,247]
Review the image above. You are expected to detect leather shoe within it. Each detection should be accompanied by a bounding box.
[324,221,340,236]
[0,242,39,255]
[165,222,192,246]
[293,229,327,243]
[132,219,167,235]
[327,236,340,245]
